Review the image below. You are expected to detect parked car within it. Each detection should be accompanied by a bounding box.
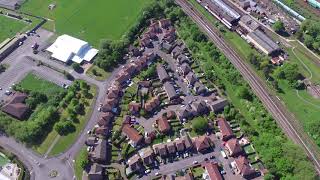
[145,169,151,174]
[220,151,227,159]
[192,161,198,164]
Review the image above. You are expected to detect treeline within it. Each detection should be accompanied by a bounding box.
[158,0,316,178]
[297,20,320,53]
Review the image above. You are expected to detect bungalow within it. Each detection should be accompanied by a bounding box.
[194,82,208,95]
[179,63,191,77]
[191,100,208,116]
[144,96,160,112]
[234,156,256,179]
[159,18,171,29]
[194,136,213,153]
[88,163,103,180]
[128,154,143,172]
[217,118,235,141]
[202,162,222,180]
[122,124,144,147]
[90,139,107,162]
[157,64,170,83]
[167,141,177,155]
[207,98,228,113]
[1,92,29,120]
[225,138,243,157]
[153,144,168,158]
[139,147,155,166]
[129,101,141,115]
[175,138,186,153]
[186,72,198,86]
[164,81,179,101]
[157,116,171,134]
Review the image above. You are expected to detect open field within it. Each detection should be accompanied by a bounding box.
[21,0,152,46]
[86,65,111,81]
[19,73,63,95]
[0,15,26,42]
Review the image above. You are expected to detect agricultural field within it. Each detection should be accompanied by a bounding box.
[20,0,152,46]
[0,15,26,42]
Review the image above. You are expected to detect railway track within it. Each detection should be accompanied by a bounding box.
[175,0,320,174]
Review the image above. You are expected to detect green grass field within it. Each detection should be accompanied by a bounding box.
[0,15,26,43]
[19,73,63,95]
[21,0,152,46]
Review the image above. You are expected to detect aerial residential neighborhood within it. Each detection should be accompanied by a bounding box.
[0,0,319,180]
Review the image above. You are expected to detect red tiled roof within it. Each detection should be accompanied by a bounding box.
[129,102,141,114]
[157,116,170,133]
[235,156,256,177]
[217,118,234,140]
[1,92,29,120]
[195,136,212,152]
[225,138,243,156]
[122,124,143,145]
[203,162,223,180]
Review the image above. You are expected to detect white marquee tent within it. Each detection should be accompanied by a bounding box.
[47,34,98,64]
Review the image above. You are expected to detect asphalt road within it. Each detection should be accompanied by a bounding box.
[175,0,320,174]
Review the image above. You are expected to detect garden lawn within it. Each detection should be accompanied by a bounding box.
[0,15,27,42]
[19,73,63,96]
[21,0,153,46]
[49,85,97,156]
